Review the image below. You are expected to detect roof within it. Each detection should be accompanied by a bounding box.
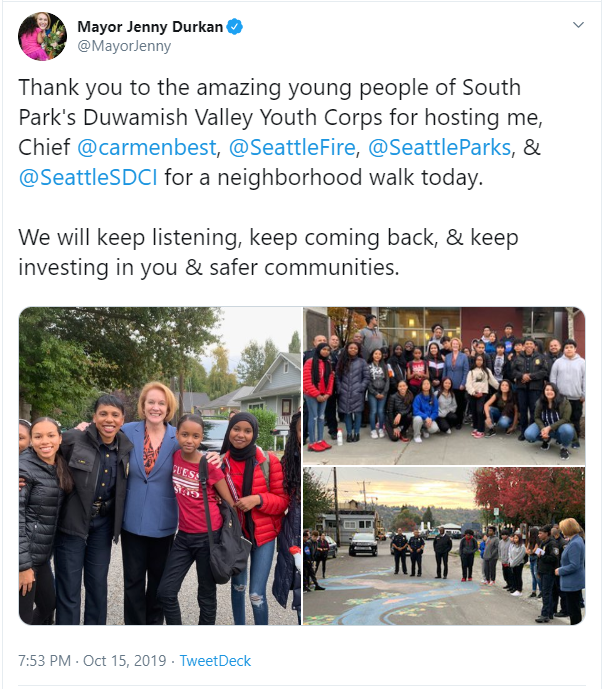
[239,383,300,401]
[206,386,254,408]
[182,392,210,410]
[246,352,301,397]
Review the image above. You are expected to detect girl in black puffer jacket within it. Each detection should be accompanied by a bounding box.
[19,418,73,624]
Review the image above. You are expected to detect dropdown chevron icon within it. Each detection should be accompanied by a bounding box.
[574,22,584,27]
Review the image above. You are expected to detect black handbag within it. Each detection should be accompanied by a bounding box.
[199,456,252,585]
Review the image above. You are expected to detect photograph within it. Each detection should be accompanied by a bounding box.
[303,466,585,626]
[303,307,585,466]
[18,306,301,626]
[18,12,66,61]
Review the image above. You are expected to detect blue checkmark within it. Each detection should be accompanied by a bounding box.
[227,18,243,35]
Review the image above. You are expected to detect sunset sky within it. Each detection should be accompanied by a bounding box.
[309,467,477,509]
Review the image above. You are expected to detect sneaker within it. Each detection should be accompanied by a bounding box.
[485,428,496,438]
[518,433,526,442]
[445,429,452,435]
[414,437,423,443]
[511,591,522,596]
[318,440,332,451]
[314,585,326,591]
[461,578,467,582]
[401,435,410,443]
[481,580,487,584]
[571,441,580,449]
[560,447,570,460]
[535,616,550,623]
[472,431,484,438]
[378,429,385,439]
[489,581,495,586]
[541,440,550,451]
[529,592,537,598]
[422,431,430,439]
[554,612,569,618]
[370,429,378,439]
[468,577,472,581]
[463,416,472,425]
[308,442,324,452]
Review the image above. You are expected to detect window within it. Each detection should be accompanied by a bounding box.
[284,362,289,374]
[248,403,264,410]
[343,521,356,530]
[282,399,292,415]
[378,307,461,347]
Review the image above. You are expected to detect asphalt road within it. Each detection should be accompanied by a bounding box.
[303,541,576,626]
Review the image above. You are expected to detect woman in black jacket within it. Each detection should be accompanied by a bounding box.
[336,342,370,443]
[19,418,74,624]
[385,380,414,442]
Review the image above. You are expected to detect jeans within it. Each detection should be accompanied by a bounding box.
[525,423,575,448]
[413,416,439,439]
[55,515,114,625]
[157,530,219,625]
[231,539,275,625]
[19,560,56,625]
[121,529,174,625]
[489,408,513,430]
[368,394,386,429]
[304,395,327,445]
[529,555,541,592]
[344,412,362,435]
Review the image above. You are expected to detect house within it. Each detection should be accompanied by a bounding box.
[319,508,376,543]
[203,386,254,416]
[181,392,210,415]
[238,352,301,430]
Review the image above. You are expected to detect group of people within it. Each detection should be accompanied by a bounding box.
[390,521,585,625]
[18,383,302,625]
[302,531,330,592]
[303,317,585,459]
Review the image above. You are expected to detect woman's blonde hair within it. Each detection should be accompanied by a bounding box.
[137,381,177,422]
[559,518,582,537]
[450,337,463,349]
[34,12,51,26]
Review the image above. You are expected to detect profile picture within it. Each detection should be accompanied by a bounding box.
[18,12,67,61]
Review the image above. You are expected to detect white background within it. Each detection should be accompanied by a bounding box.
[2,1,601,689]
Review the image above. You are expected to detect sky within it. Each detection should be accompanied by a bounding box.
[309,467,477,509]
[198,306,302,372]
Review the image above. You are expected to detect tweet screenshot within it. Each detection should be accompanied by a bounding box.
[3,0,601,688]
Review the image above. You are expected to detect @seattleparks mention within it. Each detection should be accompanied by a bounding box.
[18,306,302,626]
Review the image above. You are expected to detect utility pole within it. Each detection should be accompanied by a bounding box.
[334,468,341,547]
[357,481,370,510]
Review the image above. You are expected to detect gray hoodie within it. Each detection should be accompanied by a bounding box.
[550,354,586,400]
[484,535,499,561]
[498,537,511,562]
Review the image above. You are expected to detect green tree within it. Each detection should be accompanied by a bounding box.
[263,338,279,375]
[248,407,277,453]
[422,506,435,526]
[288,331,301,354]
[184,357,208,391]
[303,469,333,529]
[207,346,238,399]
[236,341,266,385]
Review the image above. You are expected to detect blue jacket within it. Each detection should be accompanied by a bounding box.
[558,536,585,592]
[413,392,438,420]
[444,352,470,389]
[121,421,180,538]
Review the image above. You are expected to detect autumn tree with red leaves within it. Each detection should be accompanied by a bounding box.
[472,468,584,528]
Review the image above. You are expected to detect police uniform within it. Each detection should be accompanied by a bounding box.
[392,533,408,574]
[536,536,560,622]
[408,535,425,576]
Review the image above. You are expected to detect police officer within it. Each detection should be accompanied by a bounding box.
[392,528,409,575]
[408,530,425,577]
[53,394,133,625]
[535,525,560,623]
[433,527,452,579]
[512,338,548,440]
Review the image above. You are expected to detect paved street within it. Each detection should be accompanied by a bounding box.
[303,541,579,625]
[304,425,585,466]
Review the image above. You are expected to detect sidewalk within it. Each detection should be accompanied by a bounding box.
[303,425,585,466]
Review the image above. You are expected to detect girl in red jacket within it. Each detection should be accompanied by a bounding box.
[303,343,335,452]
[219,412,289,625]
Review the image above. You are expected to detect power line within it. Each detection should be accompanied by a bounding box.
[366,467,472,485]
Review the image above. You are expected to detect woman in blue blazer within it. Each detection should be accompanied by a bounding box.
[120,382,180,625]
[556,517,585,625]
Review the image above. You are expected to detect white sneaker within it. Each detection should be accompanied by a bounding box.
[378,429,385,438]
[481,579,487,584]
[446,429,452,435]
[511,591,522,596]
[370,429,378,439]
[422,431,430,439]
[414,437,423,443]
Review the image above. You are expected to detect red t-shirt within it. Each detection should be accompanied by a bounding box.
[172,451,224,534]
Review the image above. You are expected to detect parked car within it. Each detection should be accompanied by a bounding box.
[426,528,440,540]
[349,533,378,556]
[325,535,338,558]
[200,418,229,453]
